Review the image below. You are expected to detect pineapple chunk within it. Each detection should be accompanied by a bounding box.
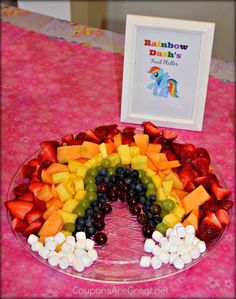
[52,172,70,184]
[131,154,148,171]
[163,180,174,197]
[92,153,102,167]
[56,183,72,201]
[129,146,140,158]
[162,213,180,228]
[152,174,162,188]
[76,164,88,178]
[58,210,77,224]
[146,168,156,177]
[108,153,120,167]
[99,143,108,158]
[156,187,166,201]
[64,181,76,196]
[62,199,79,213]
[117,145,132,165]
[163,173,184,190]
[74,190,87,201]
[68,160,81,173]
[172,204,185,220]
[74,177,84,191]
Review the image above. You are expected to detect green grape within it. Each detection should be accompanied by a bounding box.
[79,199,90,210]
[86,191,97,202]
[62,223,75,233]
[162,199,175,212]
[101,158,112,168]
[114,163,123,170]
[87,168,98,177]
[84,175,95,185]
[156,222,167,234]
[160,209,169,219]
[146,189,156,198]
[85,183,97,193]
[138,169,146,179]
[142,175,152,185]
[108,167,116,176]
[73,206,85,217]
[147,182,156,190]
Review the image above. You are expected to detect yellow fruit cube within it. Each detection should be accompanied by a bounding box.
[99,143,108,158]
[68,160,81,173]
[129,146,140,158]
[64,181,76,196]
[156,187,166,201]
[56,183,72,201]
[117,145,132,165]
[74,190,87,201]
[76,164,88,178]
[152,174,162,188]
[74,177,84,191]
[52,172,70,184]
[58,210,77,224]
[163,173,184,190]
[62,199,79,213]
[70,173,77,181]
[163,213,180,228]
[146,168,156,177]
[131,154,148,171]
[108,153,120,167]
[172,204,185,220]
[163,180,174,197]
[92,153,102,166]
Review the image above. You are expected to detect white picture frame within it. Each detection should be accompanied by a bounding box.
[120,15,215,131]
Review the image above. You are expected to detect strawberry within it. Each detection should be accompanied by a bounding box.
[170,142,182,156]
[196,147,211,163]
[198,208,205,220]
[198,212,222,242]
[184,181,196,192]
[5,200,33,220]
[20,165,36,179]
[123,127,136,137]
[209,173,220,187]
[201,200,219,212]
[122,136,133,145]
[38,143,57,167]
[25,208,44,224]
[193,175,211,190]
[84,129,101,144]
[75,131,86,141]
[95,124,118,140]
[179,163,194,187]
[179,149,197,165]
[161,149,177,161]
[12,183,29,196]
[23,219,43,237]
[211,185,232,201]
[216,209,230,226]
[40,141,59,148]
[34,198,47,212]
[107,128,120,139]
[151,136,166,145]
[182,144,196,152]
[16,191,34,202]
[219,199,233,211]
[28,158,42,181]
[162,129,178,141]
[191,158,210,176]
[142,121,161,137]
[12,218,28,233]
[62,134,75,145]
[29,181,44,197]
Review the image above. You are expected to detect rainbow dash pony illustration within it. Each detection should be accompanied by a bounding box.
[147,66,179,98]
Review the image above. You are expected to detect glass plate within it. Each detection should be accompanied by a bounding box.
[6,139,231,284]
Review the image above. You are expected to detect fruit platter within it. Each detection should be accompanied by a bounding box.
[5,122,233,283]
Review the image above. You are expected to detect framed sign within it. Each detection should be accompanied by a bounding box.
[120,15,215,131]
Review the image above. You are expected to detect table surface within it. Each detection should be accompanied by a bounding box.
[1,4,235,299]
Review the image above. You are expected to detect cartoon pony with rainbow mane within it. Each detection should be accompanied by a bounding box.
[147,66,179,98]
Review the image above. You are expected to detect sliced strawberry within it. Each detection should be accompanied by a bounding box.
[216,209,230,226]
[122,136,133,145]
[209,173,220,187]
[12,183,29,196]
[23,219,43,237]
[28,158,42,180]
[193,175,211,190]
[211,185,232,201]
[107,128,120,139]
[198,208,205,220]
[184,181,196,192]
[142,121,161,137]
[62,134,75,145]
[198,212,222,242]
[16,191,35,202]
[161,149,177,161]
[182,144,196,152]
[38,143,57,167]
[29,181,44,197]
[20,164,36,179]
[151,136,166,145]
[191,158,210,176]
[179,149,197,165]
[123,127,136,137]
[162,129,178,141]
[25,208,44,224]
[12,218,28,233]
[75,131,86,141]
[179,163,194,187]
[170,142,182,156]
[196,147,211,163]
[40,140,60,148]
[84,129,101,144]
[219,199,233,211]
[34,198,47,212]
[201,200,219,212]
[5,200,33,220]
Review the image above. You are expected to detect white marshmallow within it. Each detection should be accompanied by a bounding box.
[38,247,49,259]
[144,239,155,253]
[81,254,93,267]
[169,253,179,264]
[27,234,39,245]
[173,257,184,269]
[159,237,168,245]
[31,241,43,252]
[72,259,85,272]
[75,239,86,249]
[165,228,173,238]
[45,236,54,243]
[197,241,206,253]
[76,231,86,241]
[190,247,200,259]
[192,236,200,247]
[152,230,162,243]
[181,253,192,264]
[45,239,57,252]
[186,225,195,235]
[48,254,59,267]
[61,242,73,254]
[67,253,76,266]
[158,250,170,264]
[185,233,195,244]
[176,226,186,238]
[169,235,182,246]
[47,251,58,259]
[88,249,98,261]
[166,243,178,253]
[168,228,177,237]
[174,223,183,229]
[151,256,162,269]
[177,244,189,255]
[58,251,66,258]
[54,232,65,244]
[74,248,87,259]
[85,239,95,251]
[152,244,162,256]
[160,241,170,252]
[66,236,76,247]
[59,256,70,270]
[139,256,151,267]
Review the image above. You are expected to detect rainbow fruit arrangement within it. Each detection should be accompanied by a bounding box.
[6,122,233,252]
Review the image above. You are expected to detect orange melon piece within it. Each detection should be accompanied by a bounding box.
[113,133,122,150]
[46,163,69,174]
[51,184,58,198]
[78,158,89,164]
[80,141,99,159]
[46,197,63,209]
[157,160,181,171]
[182,185,210,215]
[41,169,53,184]
[147,158,157,171]
[172,188,189,201]
[39,211,63,243]
[134,134,149,155]
[105,141,115,155]
[146,143,162,154]
[183,208,199,230]
[37,184,53,202]
[57,145,81,163]
[43,204,59,220]
[146,152,167,169]
[161,168,173,176]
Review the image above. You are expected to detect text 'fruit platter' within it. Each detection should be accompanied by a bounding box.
[6,122,233,274]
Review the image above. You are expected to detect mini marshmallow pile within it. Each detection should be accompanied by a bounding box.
[27,232,98,272]
[140,223,206,270]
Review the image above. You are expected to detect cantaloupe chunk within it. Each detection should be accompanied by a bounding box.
[43,204,59,220]
[80,141,99,159]
[146,152,167,169]
[183,208,199,230]
[146,143,162,154]
[46,197,63,209]
[157,160,181,171]
[41,169,53,184]
[51,184,58,198]
[147,158,157,171]
[57,145,81,163]
[134,134,149,155]
[172,188,189,200]
[37,184,53,202]
[105,141,115,155]
[46,163,69,174]
[113,133,122,150]
[39,212,63,242]
[182,185,210,215]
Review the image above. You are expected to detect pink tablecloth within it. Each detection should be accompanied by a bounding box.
[1,22,235,298]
